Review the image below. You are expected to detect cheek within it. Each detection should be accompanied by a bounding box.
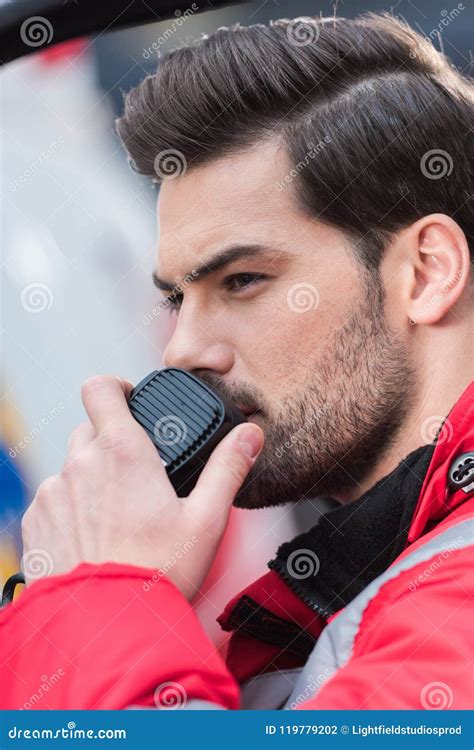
[235,295,333,387]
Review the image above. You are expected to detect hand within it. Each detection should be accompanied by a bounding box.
[21,375,264,600]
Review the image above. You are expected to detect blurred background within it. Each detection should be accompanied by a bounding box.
[1,0,472,642]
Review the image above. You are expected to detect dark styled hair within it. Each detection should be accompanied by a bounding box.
[116,12,473,271]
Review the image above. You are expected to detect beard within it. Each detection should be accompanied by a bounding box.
[199,276,417,509]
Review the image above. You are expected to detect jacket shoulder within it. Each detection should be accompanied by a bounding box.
[299,505,474,709]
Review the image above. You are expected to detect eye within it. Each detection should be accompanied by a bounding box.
[163,292,183,312]
[224,272,270,292]
[161,272,269,313]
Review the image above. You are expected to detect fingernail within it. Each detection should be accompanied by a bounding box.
[238,426,263,459]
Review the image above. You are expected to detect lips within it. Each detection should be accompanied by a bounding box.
[237,405,261,420]
[246,411,261,423]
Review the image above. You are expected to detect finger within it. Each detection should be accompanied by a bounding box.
[81,375,136,436]
[67,421,95,456]
[119,378,135,400]
[189,424,264,524]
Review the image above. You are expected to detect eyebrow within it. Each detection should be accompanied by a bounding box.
[152,243,288,293]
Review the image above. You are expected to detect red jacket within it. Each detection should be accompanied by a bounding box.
[1,383,473,710]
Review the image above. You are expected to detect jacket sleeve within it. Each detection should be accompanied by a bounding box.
[0,562,240,710]
[297,546,474,709]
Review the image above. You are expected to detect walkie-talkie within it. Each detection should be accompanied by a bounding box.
[127,368,248,496]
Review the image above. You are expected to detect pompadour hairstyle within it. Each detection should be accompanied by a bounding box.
[117,13,473,271]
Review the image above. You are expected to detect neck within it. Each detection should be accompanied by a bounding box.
[336,346,472,504]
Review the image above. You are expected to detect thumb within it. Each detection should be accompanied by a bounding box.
[116,376,134,400]
[189,423,264,524]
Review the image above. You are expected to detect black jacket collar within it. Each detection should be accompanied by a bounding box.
[268,443,435,618]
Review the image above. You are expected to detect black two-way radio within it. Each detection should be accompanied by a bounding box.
[127,367,248,496]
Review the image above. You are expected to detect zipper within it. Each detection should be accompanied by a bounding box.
[268,557,336,620]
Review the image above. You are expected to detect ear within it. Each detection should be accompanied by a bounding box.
[407,213,471,326]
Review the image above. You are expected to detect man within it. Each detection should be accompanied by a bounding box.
[1,13,473,709]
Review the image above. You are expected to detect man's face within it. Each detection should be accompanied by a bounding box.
[155,141,416,508]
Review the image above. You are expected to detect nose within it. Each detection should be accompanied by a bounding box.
[162,311,234,374]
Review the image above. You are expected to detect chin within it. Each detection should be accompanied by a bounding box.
[232,474,265,509]
[232,465,295,510]
[232,488,259,509]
